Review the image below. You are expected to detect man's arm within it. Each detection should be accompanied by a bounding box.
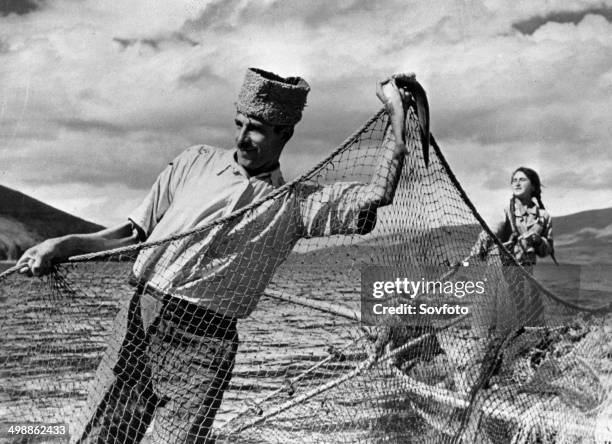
[16,145,201,276]
[348,130,406,234]
[363,75,411,207]
[351,74,425,232]
[298,75,427,237]
[16,221,140,276]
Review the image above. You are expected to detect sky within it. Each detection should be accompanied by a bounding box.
[0,0,611,227]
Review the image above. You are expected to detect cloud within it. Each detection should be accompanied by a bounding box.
[113,33,199,51]
[421,14,612,194]
[546,164,612,191]
[183,0,386,32]
[0,0,611,226]
[0,0,41,17]
[513,5,612,34]
[58,117,129,135]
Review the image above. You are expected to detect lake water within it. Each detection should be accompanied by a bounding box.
[1,252,610,443]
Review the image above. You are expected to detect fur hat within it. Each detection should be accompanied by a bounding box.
[236,68,310,126]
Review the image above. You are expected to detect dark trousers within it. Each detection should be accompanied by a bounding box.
[76,291,238,444]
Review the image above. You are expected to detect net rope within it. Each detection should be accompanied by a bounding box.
[1,87,611,444]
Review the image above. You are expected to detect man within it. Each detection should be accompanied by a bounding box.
[18,68,417,443]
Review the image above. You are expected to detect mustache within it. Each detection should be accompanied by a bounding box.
[237,141,256,150]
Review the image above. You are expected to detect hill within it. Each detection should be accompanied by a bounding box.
[554,207,612,234]
[552,207,612,265]
[1,183,609,264]
[292,207,612,265]
[0,185,104,260]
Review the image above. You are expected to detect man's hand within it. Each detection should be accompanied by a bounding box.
[377,73,430,166]
[15,221,141,277]
[376,73,416,110]
[376,73,414,146]
[17,239,64,277]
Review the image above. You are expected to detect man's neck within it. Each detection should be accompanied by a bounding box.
[233,152,280,177]
[244,162,280,177]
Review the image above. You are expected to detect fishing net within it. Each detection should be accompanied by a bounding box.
[1,83,611,443]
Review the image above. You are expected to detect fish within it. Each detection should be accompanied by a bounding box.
[379,73,431,167]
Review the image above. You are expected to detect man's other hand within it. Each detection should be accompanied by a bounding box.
[376,73,415,115]
[377,73,430,166]
[14,222,140,277]
[376,73,416,151]
[17,239,62,277]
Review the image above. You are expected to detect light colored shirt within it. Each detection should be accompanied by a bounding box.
[129,145,373,318]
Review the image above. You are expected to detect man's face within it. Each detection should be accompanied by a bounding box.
[234,113,287,173]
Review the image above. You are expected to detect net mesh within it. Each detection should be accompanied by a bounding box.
[1,89,611,444]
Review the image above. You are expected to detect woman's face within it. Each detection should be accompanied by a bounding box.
[511,171,534,200]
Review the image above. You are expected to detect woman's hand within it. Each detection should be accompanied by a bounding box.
[524,232,542,246]
[470,232,494,261]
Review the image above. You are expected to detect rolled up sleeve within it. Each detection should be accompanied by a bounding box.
[298,182,375,237]
[128,147,197,238]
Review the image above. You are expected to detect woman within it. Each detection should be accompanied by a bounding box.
[472,167,554,327]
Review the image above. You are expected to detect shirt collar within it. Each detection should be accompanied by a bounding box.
[513,198,539,216]
[216,149,285,187]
